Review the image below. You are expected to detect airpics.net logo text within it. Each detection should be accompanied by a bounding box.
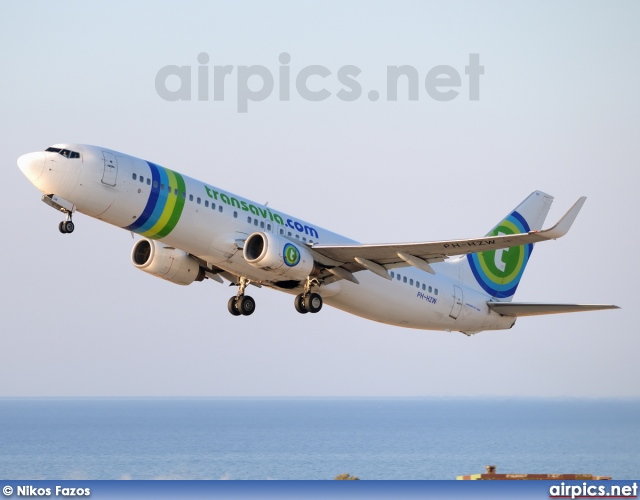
[155,52,484,112]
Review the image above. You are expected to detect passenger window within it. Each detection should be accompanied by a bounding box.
[160,183,164,190]
[410,279,414,286]
[189,194,193,201]
[295,234,299,239]
[403,276,407,283]
[233,211,238,218]
[288,232,292,236]
[212,203,215,209]
[416,281,420,288]
[254,219,258,226]
[396,274,401,281]
[132,173,137,180]
[153,180,158,188]
[280,229,284,235]
[140,176,144,183]
[435,289,438,296]
[174,188,178,195]
[260,221,265,229]
[422,284,426,291]
[247,217,252,223]
[205,200,209,207]
[390,271,395,278]
[428,286,432,293]
[267,224,272,231]
[197,197,201,204]
[302,237,306,242]
[218,205,223,212]
[182,192,186,199]
[147,178,151,186]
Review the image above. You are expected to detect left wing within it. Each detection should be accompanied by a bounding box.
[311,197,586,280]
[487,302,620,317]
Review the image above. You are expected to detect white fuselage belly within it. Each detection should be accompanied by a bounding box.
[26,144,515,333]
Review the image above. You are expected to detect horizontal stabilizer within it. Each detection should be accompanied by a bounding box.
[487,302,619,317]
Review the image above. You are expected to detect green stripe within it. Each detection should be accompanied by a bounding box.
[151,171,186,239]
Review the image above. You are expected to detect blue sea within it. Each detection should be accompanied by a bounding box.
[0,399,638,480]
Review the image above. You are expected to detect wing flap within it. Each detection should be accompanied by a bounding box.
[487,302,620,317]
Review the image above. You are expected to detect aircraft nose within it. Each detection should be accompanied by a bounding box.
[18,151,46,182]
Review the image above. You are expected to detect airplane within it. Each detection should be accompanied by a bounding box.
[17,144,618,334]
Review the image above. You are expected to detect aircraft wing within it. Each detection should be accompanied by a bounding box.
[311,197,586,280]
[487,302,620,317]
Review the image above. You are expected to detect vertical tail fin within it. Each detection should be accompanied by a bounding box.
[454,191,554,302]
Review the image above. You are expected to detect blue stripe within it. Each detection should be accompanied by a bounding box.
[511,210,530,232]
[125,162,161,231]
[136,166,169,233]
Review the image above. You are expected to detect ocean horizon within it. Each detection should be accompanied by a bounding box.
[1,397,638,480]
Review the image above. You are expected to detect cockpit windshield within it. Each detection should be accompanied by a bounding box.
[45,147,80,159]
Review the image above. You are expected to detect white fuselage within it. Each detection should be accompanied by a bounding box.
[18,144,516,333]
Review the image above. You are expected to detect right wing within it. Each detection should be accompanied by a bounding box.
[311,197,586,281]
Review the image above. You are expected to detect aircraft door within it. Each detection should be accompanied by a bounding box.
[449,285,463,319]
[101,151,118,186]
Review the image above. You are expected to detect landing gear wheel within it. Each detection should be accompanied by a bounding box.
[304,293,323,314]
[294,293,308,314]
[63,221,75,233]
[228,296,241,316]
[59,221,66,234]
[237,295,255,316]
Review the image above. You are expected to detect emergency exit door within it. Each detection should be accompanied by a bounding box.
[101,151,118,186]
[449,285,463,320]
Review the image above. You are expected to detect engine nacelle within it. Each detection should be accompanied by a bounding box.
[243,232,316,281]
[131,238,205,286]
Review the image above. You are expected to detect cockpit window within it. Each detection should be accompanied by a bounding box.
[45,147,80,159]
[60,149,80,159]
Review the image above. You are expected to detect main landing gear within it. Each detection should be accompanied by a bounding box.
[58,212,75,234]
[294,277,323,314]
[227,276,323,317]
[228,276,255,316]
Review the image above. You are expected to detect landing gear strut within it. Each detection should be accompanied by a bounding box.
[228,276,255,316]
[294,277,323,314]
[58,211,74,234]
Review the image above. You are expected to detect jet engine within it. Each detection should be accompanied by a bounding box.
[131,238,205,285]
[243,232,317,281]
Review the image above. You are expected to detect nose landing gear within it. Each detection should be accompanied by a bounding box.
[294,277,323,314]
[228,276,255,316]
[58,213,75,234]
[41,195,76,234]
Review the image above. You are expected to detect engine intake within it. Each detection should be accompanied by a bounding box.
[243,232,317,281]
[131,238,205,285]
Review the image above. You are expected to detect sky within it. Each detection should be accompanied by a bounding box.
[1,1,638,398]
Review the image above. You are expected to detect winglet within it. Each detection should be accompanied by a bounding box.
[541,196,586,239]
